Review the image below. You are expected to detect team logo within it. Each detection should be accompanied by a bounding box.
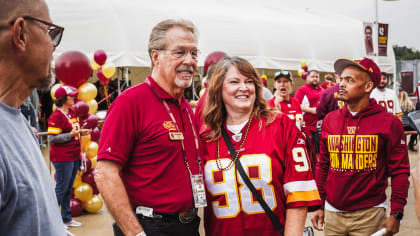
[347,126,356,134]
[297,138,305,145]
[163,121,177,131]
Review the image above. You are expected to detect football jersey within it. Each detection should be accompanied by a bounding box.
[203,114,320,236]
[370,88,402,116]
[48,108,81,162]
[294,84,323,132]
[267,96,304,130]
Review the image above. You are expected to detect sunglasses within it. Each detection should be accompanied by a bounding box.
[274,70,291,79]
[22,16,64,47]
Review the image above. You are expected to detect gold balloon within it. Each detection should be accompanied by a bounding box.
[90,156,97,169]
[91,58,100,71]
[102,62,116,78]
[74,183,93,202]
[297,68,304,77]
[77,83,98,102]
[88,99,98,114]
[300,60,307,68]
[83,194,103,213]
[73,173,82,188]
[50,83,62,100]
[81,134,91,152]
[52,104,56,112]
[85,141,98,159]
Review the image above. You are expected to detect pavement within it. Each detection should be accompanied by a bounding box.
[45,149,420,236]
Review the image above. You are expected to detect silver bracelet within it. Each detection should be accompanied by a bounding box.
[136,231,146,236]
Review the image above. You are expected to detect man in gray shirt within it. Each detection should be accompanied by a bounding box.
[0,0,66,235]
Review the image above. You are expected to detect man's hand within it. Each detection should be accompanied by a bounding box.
[274,96,283,113]
[310,209,324,231]
[31,127,39,138]
[378,215,400,236]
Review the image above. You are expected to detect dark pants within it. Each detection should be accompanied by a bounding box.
[113,212,200,236]
[53,160,80,223]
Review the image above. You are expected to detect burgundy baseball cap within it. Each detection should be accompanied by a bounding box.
[334,57,381,87]
[54,85,78,99]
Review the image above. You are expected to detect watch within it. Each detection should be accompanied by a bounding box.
[391,212,403,220]
[135,231,147,236]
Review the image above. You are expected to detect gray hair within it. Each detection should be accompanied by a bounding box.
[148,19,199,68]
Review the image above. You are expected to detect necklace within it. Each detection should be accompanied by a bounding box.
[216,115,252,171]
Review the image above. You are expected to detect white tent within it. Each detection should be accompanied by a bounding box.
[46,0,395,74]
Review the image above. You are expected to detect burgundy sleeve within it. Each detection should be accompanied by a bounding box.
[316,91,328,120]
[387,118,410,214]
[315,120,330,208]
[97,95,139,167]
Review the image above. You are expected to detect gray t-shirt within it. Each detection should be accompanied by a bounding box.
[0,102,65,236]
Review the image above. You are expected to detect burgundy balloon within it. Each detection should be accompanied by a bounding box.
[97,69,110,86]
[81,114,98,129]
[302,65,308,72]
[90,127,100,142]
[84,157,92,172]
[73,99,90,120]
[302,72,308,80]
[94,50,107,66]
[55,51,92,88]
[70,198,84,217]
[82,169,99,194]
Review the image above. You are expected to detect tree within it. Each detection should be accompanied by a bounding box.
[393,45,420,60]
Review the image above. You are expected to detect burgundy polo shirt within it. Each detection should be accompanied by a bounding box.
[98,76,201,213]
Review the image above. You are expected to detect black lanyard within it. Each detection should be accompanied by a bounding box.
[146,78,202,175]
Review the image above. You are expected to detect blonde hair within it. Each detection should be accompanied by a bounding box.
[398,91,413,112]
[202,56,274,141]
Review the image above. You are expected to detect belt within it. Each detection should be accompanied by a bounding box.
[134,206,197,224]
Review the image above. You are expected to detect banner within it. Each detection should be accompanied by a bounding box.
[363,23,375,56]
[401,71,414,95]
[378,23,389,56]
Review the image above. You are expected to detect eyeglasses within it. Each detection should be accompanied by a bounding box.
[22,16,64,47]
[274,70,291,79]
[158,48,201,60]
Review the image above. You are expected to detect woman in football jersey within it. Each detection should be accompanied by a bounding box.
[201,56,320,236]
[48,85,89,229]
[267,70,304,130]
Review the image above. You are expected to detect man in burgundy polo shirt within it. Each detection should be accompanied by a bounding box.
[95,19,204,236]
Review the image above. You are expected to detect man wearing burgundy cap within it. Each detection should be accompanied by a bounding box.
[95,19,204,236]
[0,0,66,235]
[311,58,410,236]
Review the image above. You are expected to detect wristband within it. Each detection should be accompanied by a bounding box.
[136,231,146,236]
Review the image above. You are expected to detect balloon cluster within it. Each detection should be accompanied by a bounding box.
[91,50,115,107]
[297,60,309,80]
[52,51,103,216]
[91,50,116,86]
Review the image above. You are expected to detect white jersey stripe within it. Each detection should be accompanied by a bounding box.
[283,180,317,196]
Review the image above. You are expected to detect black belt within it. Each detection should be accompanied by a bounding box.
[133,207,197,224]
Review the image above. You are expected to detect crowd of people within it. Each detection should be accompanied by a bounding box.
[1,1,420,236]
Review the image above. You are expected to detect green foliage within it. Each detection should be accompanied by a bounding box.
[393,45,420,60]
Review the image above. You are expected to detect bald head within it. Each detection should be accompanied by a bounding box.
[0,0,47,22]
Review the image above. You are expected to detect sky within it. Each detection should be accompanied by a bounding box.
[271,0,420,50]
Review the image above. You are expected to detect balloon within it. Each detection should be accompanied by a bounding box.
[55,51,91,88]
[82,169,98,194]
[88,99,98,114]
[50,83,62,100]
[52,104,56,112]
[102,62,116,78]
[97,68,110,86]
[93,50,107,66]
[90,127,100,142]
[73,172,83,188]
[199,88,206,98]
[297,69,304,77]
[77,83,97,102]
[74,183,93,202]
[300,60,307,67]
[83,194,103,213]
[84,157,92,172]
[85,141,98,159]
[81,114,98,129]
[70,198,84,217]
[302,65,308,72]
[302,72,308,80]
[73,99,90,120]
[90,155,97,169]
[204,51,227,75]
[91,58,100,71]
[81,134,91,151]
